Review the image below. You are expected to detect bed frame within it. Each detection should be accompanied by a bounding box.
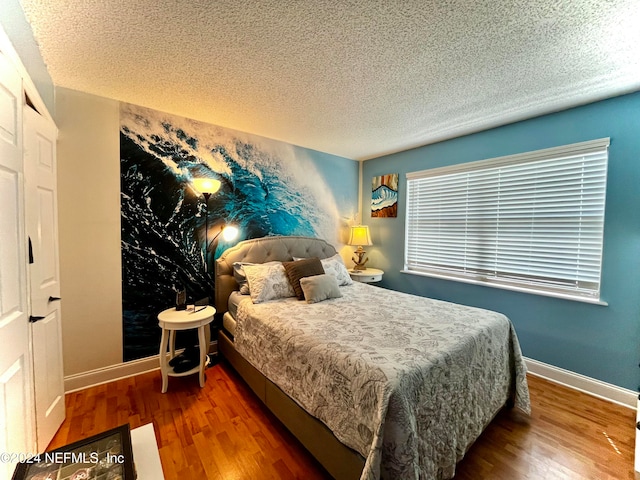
[214,236,365,479]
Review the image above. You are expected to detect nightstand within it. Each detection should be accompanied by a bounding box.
[349,268,384,283]
[157,305,215,393]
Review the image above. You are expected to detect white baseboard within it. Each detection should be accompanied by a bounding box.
[525,357,637,410]
[64,355,161,393]
[64,342,219,393]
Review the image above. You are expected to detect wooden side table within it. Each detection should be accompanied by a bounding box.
[349,268,384,283]
[157,305,215,393]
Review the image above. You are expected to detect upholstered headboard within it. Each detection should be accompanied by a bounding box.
[214,236,338,315]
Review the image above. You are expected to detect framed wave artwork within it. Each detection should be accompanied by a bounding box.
[371,173,398,218]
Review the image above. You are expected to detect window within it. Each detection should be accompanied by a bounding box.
[404,138,609,303]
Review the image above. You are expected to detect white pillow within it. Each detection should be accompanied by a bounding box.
[233,260,280,294]
[243,263,296,303]
[300,274,343,303]
[320,254,353,286]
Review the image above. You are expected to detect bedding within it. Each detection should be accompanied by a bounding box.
[283,257,325,299]
[234,281,530,480]
[243,262,296,303]
[233,260,281,294]
[296,253,354,286]
[300,273,343,303]
[319,254,354,286]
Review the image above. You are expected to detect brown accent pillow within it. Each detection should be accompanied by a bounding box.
[283,257,325,300]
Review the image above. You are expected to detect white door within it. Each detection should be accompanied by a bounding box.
[636,397,640,473]
[0,50,36,477]
[24,105,65,451]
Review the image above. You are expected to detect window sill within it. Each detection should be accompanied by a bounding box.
[400,269,608,306]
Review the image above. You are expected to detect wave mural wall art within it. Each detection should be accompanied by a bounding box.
[371,173,399,217]
[120,103,358,361]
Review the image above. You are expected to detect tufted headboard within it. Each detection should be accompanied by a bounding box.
[214,236,338,315]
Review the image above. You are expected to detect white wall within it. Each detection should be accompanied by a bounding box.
[0,0,54,114]
[56,87,123,376]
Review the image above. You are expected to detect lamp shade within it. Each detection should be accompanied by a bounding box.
[348,225,372,246]
[192,177,221,195]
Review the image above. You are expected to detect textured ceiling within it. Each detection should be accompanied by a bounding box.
[21,0,640,160]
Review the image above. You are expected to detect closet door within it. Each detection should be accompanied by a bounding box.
[24,105,65,451]
[0,50,36,477]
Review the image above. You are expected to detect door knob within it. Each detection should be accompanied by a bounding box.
[48,296,61,302]
[29,316,45,323]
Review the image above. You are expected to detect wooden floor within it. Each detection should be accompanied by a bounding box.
[49,360,636,479]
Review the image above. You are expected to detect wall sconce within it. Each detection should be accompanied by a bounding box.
[348,225,372,270]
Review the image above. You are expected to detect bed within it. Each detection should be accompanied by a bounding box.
[215,236,530,480]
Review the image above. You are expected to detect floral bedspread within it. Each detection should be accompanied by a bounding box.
[235,282,530,480]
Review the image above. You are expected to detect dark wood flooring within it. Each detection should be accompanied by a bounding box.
[48,360,635,479]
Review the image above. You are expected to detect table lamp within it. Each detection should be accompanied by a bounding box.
[348,225,372,270]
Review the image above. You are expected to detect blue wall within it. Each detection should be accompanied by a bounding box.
[362,92,640,391]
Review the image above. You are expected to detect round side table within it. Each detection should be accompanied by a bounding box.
[157,305,215,393]
[349,268,384,283]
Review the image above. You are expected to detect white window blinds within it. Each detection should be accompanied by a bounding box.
[405,138,609,302]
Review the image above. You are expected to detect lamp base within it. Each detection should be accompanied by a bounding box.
[352,248,369,270]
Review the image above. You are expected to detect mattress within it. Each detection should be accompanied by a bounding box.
[223,291,250,338]
[234,281,530,480]
[222,312,236,338]
[228,290,249,319]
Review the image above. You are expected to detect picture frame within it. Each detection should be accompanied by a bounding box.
[176,288,187,311]
[371,173,398,217]
[12,424,136,480]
